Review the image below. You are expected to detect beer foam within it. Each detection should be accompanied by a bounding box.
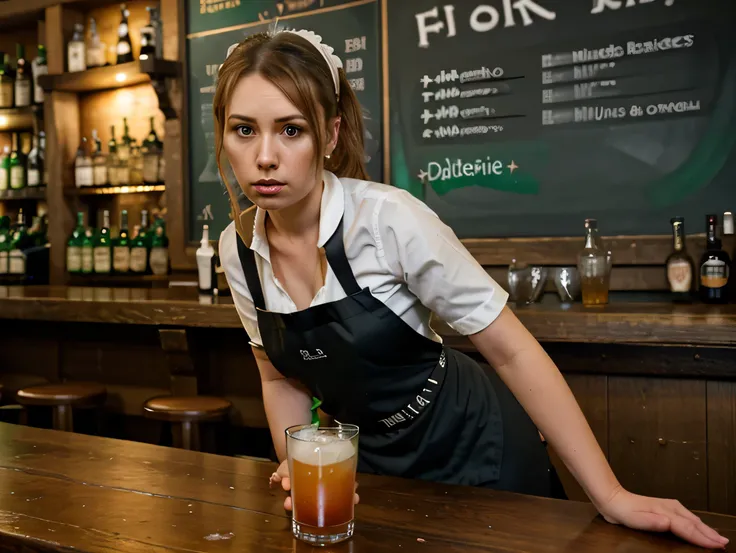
[289,429,356,466]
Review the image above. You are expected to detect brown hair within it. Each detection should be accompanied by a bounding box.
[213,31,368,228]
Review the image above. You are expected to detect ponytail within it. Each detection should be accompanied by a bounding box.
[324,70,369,181]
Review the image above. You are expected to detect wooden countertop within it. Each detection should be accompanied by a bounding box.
[0,285,735,347]
[0,423,733,552]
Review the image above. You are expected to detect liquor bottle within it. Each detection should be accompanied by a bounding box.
[38,131,47,186]
[143,116,162,183]
[577,218,612,307]
[74,137,93,188]
[665,217,695,302]
[14,44,31,108]
[93,210,112,274]
[32,45,47,105]
[81,228,94,275]
[68,23,87,73]
[0,53,14,108]
[196,225,216,294]
[0,216,11,275]
[9,133,27,190]
[66,212,85,274]
[0,145,10,191]
[86,18,106,68]
[91,129,107,186]
[129,210,150,274]
[9,209,28,276]
[723,211,735,302]
[139,8,156,61]
[113,209,130,273]
[108,125,119,186]
[149,219,169,276]
[116,4,134,64]
[699,214,731,304]
[129,142,143,185]
[26,132,41,188]
[118,117,132,162]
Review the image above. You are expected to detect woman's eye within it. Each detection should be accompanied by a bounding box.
[283,125,301,137]
[235,126,253,137]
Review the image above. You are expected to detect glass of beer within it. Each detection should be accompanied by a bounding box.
[286,423,359,545]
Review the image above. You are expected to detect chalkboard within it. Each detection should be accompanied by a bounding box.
[187,0,382,241]
[387,0,736,237]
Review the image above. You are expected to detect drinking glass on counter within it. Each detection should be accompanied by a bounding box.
[286,423,359,545]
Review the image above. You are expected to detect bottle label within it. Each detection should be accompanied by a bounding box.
[130,247,147,272]
[94,247,112,273]
[113,246,130,272]
[117,41,131,56]
[75,166,94,187]
[10,166,25,189]
[149,247,169,275]
[667,260,692,293]
[0,83,12,108]
[94,165,108,186]
[9,250,25,275]
[87,48,106,68]
[118,23,129,38]
[0,251,8,274]
[700,260,729,289]
[0,168,8,190]
[27,169,40,187]
[14,80,31,107]
[68,44,86,72]
[34,64,48,103]
[67,246,82,272]
[81,247,94,272]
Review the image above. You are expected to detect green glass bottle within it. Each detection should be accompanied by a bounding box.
[66,212,85,274]
[0,215,11,275]
[113,209,130,273]
[149,219,169,276]
[0,145,10,191]
[129,209,150,274]
[93,209,112,274]
[9,133,27,190]
[81,228,94,275]
[9,209,28,276]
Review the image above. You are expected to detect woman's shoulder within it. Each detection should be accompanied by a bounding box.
[338,175,437,218]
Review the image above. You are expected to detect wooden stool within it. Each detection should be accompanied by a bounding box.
[143,396,232,451]
[16,383,107,432]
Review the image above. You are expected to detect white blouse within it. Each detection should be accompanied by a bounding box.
[219,171,509,347]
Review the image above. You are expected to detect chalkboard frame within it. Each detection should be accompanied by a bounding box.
[168,0,715,294]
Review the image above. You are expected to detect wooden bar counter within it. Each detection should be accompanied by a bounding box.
[0,422,734,553]
[0,285,734,517]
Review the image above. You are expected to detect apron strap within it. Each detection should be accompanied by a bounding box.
[236,232,267,311]
[324,217,361,296]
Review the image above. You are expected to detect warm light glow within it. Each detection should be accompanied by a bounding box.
[115,72,127,83]
[0,116,8,128]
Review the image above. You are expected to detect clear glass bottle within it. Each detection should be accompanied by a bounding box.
[577,218,612,307]
[118,117,132,162]
[32,44,48,105]
[74,137,93,188]
[129,143,143,185]
[68,23,87,73]
[91,129,108,186]
[86,18,107,68]
[143,116,162,183]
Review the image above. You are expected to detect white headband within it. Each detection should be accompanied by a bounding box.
[226,29,343,98]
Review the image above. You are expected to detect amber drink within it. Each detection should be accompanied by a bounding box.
[286,424,359,545]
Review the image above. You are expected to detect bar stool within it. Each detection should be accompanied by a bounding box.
[0,375,51,425]
[143,396,232,451]
[16,383,107,432]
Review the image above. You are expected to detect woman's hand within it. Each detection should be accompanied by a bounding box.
[598,485,729,549]
[269,460,360,511]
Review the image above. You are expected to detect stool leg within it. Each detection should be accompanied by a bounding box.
[53,405,73,432]
[181,421,193,451]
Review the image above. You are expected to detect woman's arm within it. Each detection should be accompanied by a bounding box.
[252,346,312,462]
[470,306,728,550]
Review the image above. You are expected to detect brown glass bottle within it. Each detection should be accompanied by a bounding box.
[665,217,694,302]
[698,214,731,304]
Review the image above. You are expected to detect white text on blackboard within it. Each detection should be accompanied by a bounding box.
[416,0,680,48]
[418,156,514,183]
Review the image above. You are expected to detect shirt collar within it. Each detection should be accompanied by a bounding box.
[249,171,344,261]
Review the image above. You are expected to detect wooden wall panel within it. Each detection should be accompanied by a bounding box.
[707,381,736,515]
[608,377,708,511]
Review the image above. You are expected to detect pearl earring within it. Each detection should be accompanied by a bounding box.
[325,154,331,159]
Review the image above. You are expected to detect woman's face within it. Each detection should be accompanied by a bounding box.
[223,72,337,212]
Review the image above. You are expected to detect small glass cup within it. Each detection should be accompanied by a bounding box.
[286,423,359,546]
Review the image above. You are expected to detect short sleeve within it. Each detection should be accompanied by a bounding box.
[219,222,263,347]
[375,190,508,336]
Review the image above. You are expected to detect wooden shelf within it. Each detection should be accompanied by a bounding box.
[68,273,170,288]
[0,106,41,132]
[65,184,166,196]
[38,60,180,94]
[0,0,126,31]
[0,187,46,201]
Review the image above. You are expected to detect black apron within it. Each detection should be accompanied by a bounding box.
[237,217,563,498]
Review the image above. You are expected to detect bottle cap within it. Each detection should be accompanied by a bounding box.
[723,211,734,235]
[201,224,210,246]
